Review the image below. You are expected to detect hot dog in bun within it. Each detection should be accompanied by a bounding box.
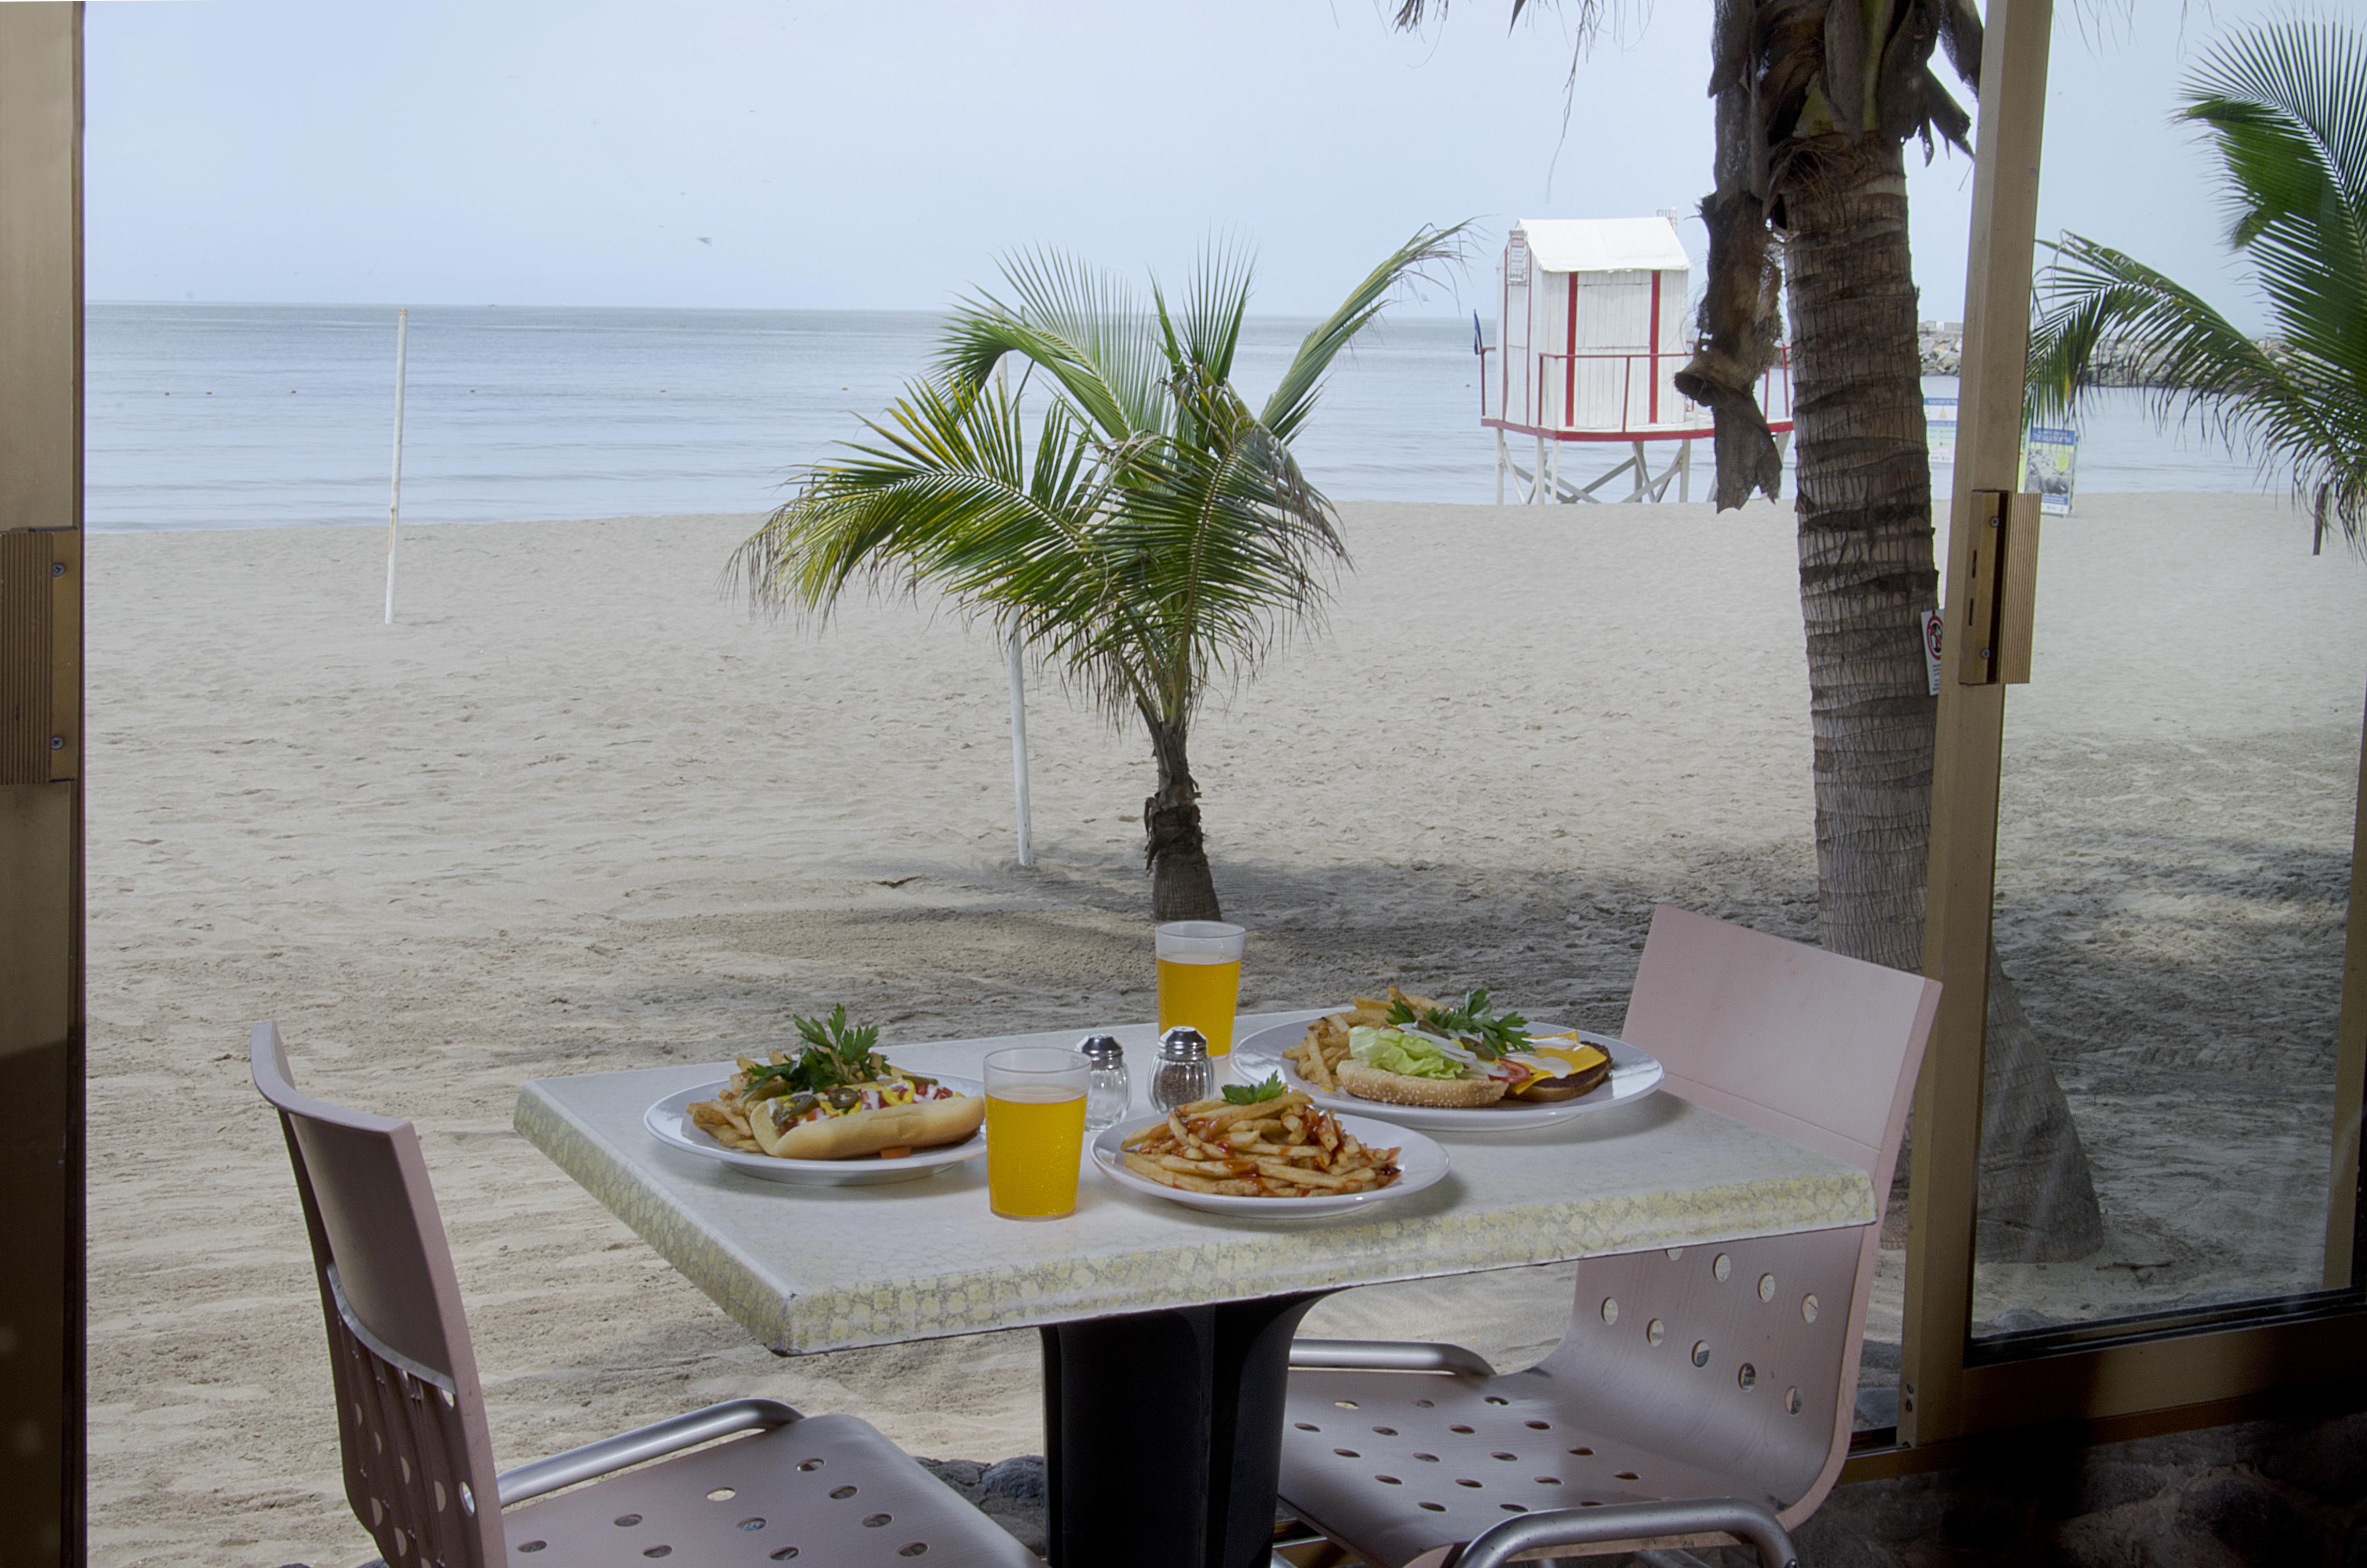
[686,1006,984,1160]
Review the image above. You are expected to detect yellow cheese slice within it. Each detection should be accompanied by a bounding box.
[1517,1043,1608,1075]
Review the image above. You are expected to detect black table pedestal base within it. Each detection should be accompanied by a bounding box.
[1040,1292,1327,1568]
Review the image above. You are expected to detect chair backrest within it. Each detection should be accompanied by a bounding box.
[1620,904,1936,1215]
[1537,907,1938,1527]
[252,1022,504,1568]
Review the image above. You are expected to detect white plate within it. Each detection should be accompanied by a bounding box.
[1091,1109,1448,1221]
[644,1075,988,1186]
[1230,1016,1665,1133]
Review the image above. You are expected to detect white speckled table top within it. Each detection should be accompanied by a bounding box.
[514,1012,1875,1356]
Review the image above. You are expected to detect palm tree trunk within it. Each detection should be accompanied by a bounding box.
[1143,715,1221,922]
[1788,135,2103,1261]
[1784,134,1937,972]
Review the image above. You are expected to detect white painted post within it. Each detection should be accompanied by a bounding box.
[1006,627,1034,867]
[382,308,409,624]
[1679,438,1693,503]
[1494,430,1507,505]
[994,351,1036,868]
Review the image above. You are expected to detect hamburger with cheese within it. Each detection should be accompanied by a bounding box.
[1326,987,1612,1110]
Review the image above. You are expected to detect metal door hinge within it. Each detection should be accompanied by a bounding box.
[1955,490,2040,686]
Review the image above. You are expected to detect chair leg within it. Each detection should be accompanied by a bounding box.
[1447,1497,1798,1568]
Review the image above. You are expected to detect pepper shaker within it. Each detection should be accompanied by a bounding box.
[1149,1026,1215,1114]
[1077,1034,1132,1131]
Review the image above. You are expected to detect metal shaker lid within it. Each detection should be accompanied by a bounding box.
[1157,1026,1210,1061]
[1076,1033,1125,1063]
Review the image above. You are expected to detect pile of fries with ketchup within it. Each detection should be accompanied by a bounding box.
[1119,1079,1402,1197]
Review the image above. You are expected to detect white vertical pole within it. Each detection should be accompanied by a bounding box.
[382,308,409,624]
[1006,628,1034,867]
[996,352,1035,868]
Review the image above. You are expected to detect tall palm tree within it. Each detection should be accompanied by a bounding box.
[731,229,1461,921]
[1393,0,2104,1259]
[2028,18,2367,554]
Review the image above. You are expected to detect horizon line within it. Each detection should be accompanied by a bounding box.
[88,296,1482,322]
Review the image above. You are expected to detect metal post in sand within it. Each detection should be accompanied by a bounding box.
[1007,627,1034,867]
[382,307,409,624]
[993,352,1036,868]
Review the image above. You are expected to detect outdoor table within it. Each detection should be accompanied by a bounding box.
[514,1011,1874,1568]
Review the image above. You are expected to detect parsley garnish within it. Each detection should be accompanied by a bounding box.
[1221,1072,1288,1105]
[1385,986,1529,1061]
[744,1005,888,1096]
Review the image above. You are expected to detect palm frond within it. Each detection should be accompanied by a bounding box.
[2178,20,2367,414]
[2028,233,2367,543]
[730,377,1161,717]
[1084,393,1349,726]
[1261,223,1469,443]
[1166,241,1256,389]
[935,250,1173,440]
[2028,20,2367,546]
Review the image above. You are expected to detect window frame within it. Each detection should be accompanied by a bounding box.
[1860,0,2367,1473]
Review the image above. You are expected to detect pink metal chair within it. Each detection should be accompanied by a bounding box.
[250,1021,1039,1568]
[1276,905,1940,1568]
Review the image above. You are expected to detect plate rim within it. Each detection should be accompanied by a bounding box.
[1232,1014,1665,1130]
[1089,1107,1448,1215]
[644,1074,990,1173]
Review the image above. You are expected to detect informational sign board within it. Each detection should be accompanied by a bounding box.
[2021,426,2078,516]
[1924,396,1958,466]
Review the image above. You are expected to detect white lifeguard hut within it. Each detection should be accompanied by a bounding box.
[1480,216,1793,503]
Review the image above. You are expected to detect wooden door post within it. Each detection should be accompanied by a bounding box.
[0,5,86,1563]
[1901,0,2054,1448]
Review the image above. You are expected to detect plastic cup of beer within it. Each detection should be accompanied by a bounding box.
[983,1046,1090,1220]
[1155,920,1247,1058]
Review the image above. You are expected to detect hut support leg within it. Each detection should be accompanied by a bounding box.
[1679,439,1692,503]
[1533,433,1547,505]
[1494,431,1507,506]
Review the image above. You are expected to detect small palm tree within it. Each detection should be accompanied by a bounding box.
[731,229,1461,920]
[2028,18,2366,553]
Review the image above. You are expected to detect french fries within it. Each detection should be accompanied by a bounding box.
[1119,1089,1401,1198]
[688,1094,765,1154]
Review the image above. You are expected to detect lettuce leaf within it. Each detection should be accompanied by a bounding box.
[1349,1025,1468,1080]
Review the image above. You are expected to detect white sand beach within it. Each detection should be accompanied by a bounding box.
[84,494,2360,1566]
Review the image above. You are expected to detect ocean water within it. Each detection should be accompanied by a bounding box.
[87,301,2272,533]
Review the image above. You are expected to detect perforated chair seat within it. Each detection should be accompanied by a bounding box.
[1279,1228,1863,1568]
[500,1413,1033,1567]
[1282,1366,1764,1565]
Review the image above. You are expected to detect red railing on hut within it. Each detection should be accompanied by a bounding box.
[1478,343,1795,443]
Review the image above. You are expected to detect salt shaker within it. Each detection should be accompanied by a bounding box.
[1149,1026,1215,1114]
[1077,1034,1131,1131]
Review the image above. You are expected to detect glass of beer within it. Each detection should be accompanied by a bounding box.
[983,1046,1090,1219]
[1155,920,1247,1058]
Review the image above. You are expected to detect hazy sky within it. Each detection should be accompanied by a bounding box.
[88,1,2277,332]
